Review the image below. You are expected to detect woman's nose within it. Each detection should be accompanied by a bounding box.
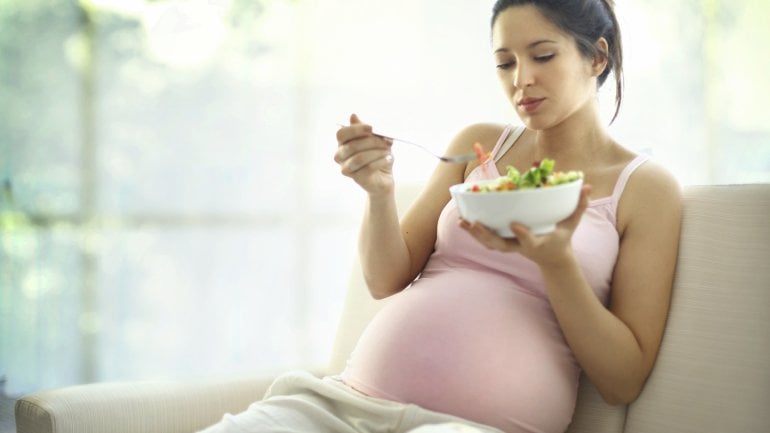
[514,63,534,88]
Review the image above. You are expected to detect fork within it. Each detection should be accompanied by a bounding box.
[336,123,476,163]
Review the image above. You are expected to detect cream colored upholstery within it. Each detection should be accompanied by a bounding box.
[623,185,770,433]
[13,376,277,433]
[15,184,770,433]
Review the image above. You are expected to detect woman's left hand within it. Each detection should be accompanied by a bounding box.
[459,184,591,266]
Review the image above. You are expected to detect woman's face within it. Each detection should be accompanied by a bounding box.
[491,5,602,130]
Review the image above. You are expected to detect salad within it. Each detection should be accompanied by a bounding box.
[467,158,583,193]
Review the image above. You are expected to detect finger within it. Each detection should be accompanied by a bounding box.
[348,114,392,147]
[364,152,394,171]
[333,144,348,164]
[510,223,536,246]
[336,122,373,145]
[335,136,393,164]
[461,220,514,251]
[340,150,393,175]
[560,184,591,231]
[337,113,372,143]
[342,153,393,180]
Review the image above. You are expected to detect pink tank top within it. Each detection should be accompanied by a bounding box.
[341,126,649,433]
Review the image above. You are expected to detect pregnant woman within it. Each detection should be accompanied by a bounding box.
[199,1,681,432]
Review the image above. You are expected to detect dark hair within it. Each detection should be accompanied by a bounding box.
[491,0,624,123]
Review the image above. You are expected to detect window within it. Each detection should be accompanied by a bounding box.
[1,0,362,398]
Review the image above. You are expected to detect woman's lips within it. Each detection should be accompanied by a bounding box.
[518,98,544,113]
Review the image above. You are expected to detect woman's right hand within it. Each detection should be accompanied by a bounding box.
[335,113,395,195]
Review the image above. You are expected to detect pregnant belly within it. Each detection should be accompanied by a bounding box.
[341,270,580,433]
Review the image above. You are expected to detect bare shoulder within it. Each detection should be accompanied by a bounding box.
[627,159,682,204]
[618,158,683,233]
[445,122,509,155]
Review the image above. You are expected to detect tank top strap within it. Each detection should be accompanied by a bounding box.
[491,125,526,162]
[611,154,650,208]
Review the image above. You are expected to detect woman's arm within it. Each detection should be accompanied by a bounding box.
[460,160,682,404]
[540,162,682,404]
[337,116,503,299]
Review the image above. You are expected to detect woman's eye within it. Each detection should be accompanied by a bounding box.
[496,62,514,70]
[534,54,555,62]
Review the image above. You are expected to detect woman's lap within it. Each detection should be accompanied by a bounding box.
[196,370,502,433]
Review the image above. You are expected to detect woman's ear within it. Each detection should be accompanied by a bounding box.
[591,37,610,77]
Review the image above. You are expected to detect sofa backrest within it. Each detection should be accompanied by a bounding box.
[328,184,770,433]
[622,184,770,432]
[568,184,770,433]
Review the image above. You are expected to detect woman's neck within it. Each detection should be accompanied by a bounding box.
[532,101,611,165]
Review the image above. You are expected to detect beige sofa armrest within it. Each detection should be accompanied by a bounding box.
[15,375,276,433]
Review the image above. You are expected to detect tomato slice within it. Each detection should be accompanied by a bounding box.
[473,142,491,164]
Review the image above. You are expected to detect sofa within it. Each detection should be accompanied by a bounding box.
[14,184,770,433]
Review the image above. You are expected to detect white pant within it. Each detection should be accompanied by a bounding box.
[197,370,503,433]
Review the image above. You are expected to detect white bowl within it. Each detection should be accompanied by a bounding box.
[449,178,583,237]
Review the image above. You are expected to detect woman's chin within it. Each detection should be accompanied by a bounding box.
[518,115,552,131]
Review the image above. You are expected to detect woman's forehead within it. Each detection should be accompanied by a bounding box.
[491,5,567,51]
